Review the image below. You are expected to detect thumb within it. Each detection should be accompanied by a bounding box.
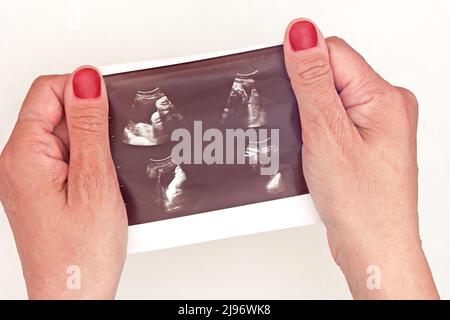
[64,66,116,202]
[283,19,355,146]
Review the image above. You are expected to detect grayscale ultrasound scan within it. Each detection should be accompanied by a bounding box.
[105,45,308,226]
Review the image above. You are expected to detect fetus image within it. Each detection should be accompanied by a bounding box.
[221,70,268,128]
[146,156,188,213]
[246,138,285,195]
[123,88,184,146]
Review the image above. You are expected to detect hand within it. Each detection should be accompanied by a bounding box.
[284,19,439,299]
[0,67,127,299]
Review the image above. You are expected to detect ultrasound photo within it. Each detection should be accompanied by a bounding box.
[105,45,308,226]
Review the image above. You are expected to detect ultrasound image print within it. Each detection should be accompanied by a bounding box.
[123,87,184,146]
[105,45,308,226]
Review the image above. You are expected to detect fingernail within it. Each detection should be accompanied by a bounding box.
[289,20,318,51]
[73,68,101,99]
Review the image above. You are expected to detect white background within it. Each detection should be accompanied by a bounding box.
[1,0,450,299]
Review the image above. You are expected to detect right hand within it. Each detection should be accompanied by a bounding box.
[283,18,439,299]
[0,67,127,299]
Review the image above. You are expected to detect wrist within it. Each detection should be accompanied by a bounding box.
[23,263,121,300]
[328,228,439,299]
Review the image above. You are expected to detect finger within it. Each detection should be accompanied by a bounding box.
[18,75,67,133]
[325,37,401,134]
[283,19,354,144]
[63,66,116,203]
[9,75,68,161]
[325,36,394,108]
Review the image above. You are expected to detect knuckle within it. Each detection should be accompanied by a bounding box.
[30,75,55,90]
[0,151,6,179]
[0,146,14,174]
[396,86,419,126]
[294,56,333,88]
[69,105,108,135]
[325,36,346,47]
[363,83,398,113]
[397,86,419,107]
[0,147,18,203]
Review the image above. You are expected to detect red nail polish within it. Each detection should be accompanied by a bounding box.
[73,68,101,99]
[289,20,318,51]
